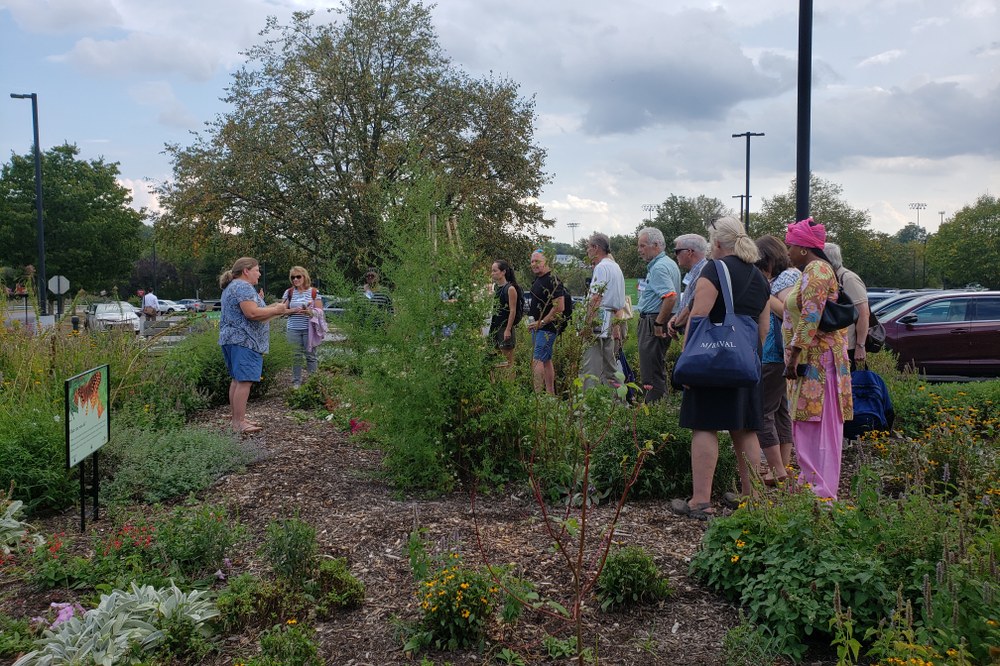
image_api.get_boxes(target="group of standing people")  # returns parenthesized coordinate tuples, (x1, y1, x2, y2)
(219, 214, 863, 509)
(669, 216, 858, 518)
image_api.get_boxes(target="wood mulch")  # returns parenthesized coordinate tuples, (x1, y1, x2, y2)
(3, 384, 844, 665)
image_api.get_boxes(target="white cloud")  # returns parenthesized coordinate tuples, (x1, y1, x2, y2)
(2, 0, 121, 34)
(129, 81, 200, 129)
(858, 49, 905, 67)
(545, 194, 610, 215)
(53, 32, 221, 81)
(117, 177, 161, 215)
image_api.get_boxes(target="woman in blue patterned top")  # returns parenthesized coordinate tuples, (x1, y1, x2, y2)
(282, 266, 323, 388)
(219, 257, 304, 435)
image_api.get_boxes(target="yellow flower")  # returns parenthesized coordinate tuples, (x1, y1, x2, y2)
(730, 555, 740, 563)
(286, 618, 297, 625)
(460, 582, 470, 589)
(735, 539, 746, 548)
(461, 609, 470, 618)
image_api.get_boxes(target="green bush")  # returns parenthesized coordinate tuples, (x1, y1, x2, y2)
(216, 573, 283, 631)
(261, 517, 318, 588)
(102, 425, 255, 504)
(690, 489, 894, 660)
(591, 400, 738, 500)
(412, 555, 496, 651)
(168, 325, 293, 407)
(154, 502, 245, 580)
(245, 622, 323, 666)
(0, 612, 34, 660)
(313, 557, 365, 616)
(721, 612, 782, 666)
(595, 545, 672, 611)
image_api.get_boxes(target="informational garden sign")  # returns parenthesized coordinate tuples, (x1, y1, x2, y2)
(65, 365, 110, 468)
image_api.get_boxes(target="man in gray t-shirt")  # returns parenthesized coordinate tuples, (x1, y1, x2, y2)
(582, 233, 626, 388)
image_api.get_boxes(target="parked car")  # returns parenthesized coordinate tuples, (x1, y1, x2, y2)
(177, 298, 207, 312)
(156, 299, 188, 314)
(202, 299, 222, 311)
(84, 301, 140, 333)
(872, 290, 941, 318)
(880, 291, 1000, 378)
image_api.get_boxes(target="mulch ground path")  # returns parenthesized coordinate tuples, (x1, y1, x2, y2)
(4, 388, 841, 665)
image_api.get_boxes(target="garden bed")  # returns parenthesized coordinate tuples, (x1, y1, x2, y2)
(2, 391, 757, 665)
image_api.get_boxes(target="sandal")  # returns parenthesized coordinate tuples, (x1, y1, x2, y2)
(669, 498, 715, 521)
(721, 492, 742, 509)
(234, 424, 262, 436)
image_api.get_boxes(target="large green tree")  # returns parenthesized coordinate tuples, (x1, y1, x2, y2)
(157, 0, 550, 280)
(0, 143, 145, 292)
(927, 194, 1000, 289)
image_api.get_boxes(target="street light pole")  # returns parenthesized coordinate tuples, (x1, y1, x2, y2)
(641, 203, 656, 223)
(910, 202, 927, 287)
(567, 222, 580, 246)
(10, 92, 47, 315)
(732, 131, 764, 234)
(732, 194, 746, 222)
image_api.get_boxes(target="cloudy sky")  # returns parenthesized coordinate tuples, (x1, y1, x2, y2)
(2, 0, 998, 244)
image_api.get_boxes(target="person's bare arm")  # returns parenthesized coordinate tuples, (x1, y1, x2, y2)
(240, 300, 295, 322)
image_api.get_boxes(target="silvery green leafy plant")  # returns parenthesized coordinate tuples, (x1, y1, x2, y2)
(0, 490, 44, 554)
(13, 581, 218, 665)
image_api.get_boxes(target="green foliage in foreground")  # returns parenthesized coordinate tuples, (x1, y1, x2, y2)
(12, 582, 218, 666)
(595, 545, 672, 612)
(690, 471, 1000, 662)
(102, 425, 256, 505)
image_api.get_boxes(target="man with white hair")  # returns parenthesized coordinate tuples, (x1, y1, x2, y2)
(825, 242, 870, 371)
(666, 233, 709, 338)
(636, 227, 681, 402)
(582, 232, 626, 388)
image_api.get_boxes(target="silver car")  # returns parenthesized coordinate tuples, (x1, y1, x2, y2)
(85, 301, 140, 333)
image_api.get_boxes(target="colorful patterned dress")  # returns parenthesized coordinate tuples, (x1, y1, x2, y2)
(781, 260, 853, 499)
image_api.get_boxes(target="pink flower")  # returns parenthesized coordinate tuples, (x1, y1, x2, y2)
(349, 418, 372, 434)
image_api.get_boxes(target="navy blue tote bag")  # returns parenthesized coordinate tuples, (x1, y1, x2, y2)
(672, 259, 761, 388)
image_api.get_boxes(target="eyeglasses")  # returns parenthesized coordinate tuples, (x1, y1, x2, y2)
(290, 275, 303, 280)
(673, 248, 690, 256)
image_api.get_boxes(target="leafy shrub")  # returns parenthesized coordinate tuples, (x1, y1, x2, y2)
(12, 582, 218, 666)
(313, 557, 365, 615)
(154, 502, 245, 580)
(102, 425, 255, 504)
(591, 399, 738, 500)
(412, 554, 497, 651)
(216, 573, 283, 631)
(244, 621, 322, 666)
(690, 489, 894, 660)
(284, 370, 342, 411)
(1, 488, 44, 555)
(261, 517, 317, 588)
(0, 612, 35, 660)
(595, 545, 672, 612)
(167, 325, 293, 407)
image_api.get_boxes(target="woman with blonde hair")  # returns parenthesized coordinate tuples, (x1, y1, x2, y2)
(219, 257, 304, 434)
(670, 216, 770, 519)
(782, 218, 853, 499)
(282, 266, 323, 388)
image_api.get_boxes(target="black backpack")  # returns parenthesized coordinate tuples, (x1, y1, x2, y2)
(554, 281, 573, 335)
(509, 283, 525, 326)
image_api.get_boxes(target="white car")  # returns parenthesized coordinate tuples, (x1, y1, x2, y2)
(156, 299, 188, 314)
(85, 301, 140, 333)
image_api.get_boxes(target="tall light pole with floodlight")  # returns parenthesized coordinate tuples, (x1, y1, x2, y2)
(910, 202, 927, 287)
(10, 92, 47, 315)
(732, 131, 764, 234)
(567, 222, 580, 246)
(641, 203, 656, 223)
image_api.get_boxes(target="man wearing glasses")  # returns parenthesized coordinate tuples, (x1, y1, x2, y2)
(666, 234, 709, 339)
(636, 228, 681, 402)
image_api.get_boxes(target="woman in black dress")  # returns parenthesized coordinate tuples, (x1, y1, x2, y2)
(670, 216, 770, 519)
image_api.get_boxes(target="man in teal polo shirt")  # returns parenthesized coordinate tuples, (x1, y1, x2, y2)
(636, 227, 681, 402)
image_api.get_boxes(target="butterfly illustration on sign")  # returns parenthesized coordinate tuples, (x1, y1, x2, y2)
(69, 370, 107, 418)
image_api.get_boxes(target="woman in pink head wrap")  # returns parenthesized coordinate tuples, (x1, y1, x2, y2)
(781, 218, 853, 500)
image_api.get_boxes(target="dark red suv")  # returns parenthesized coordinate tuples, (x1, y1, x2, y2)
(882, 291, 1000, 378)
